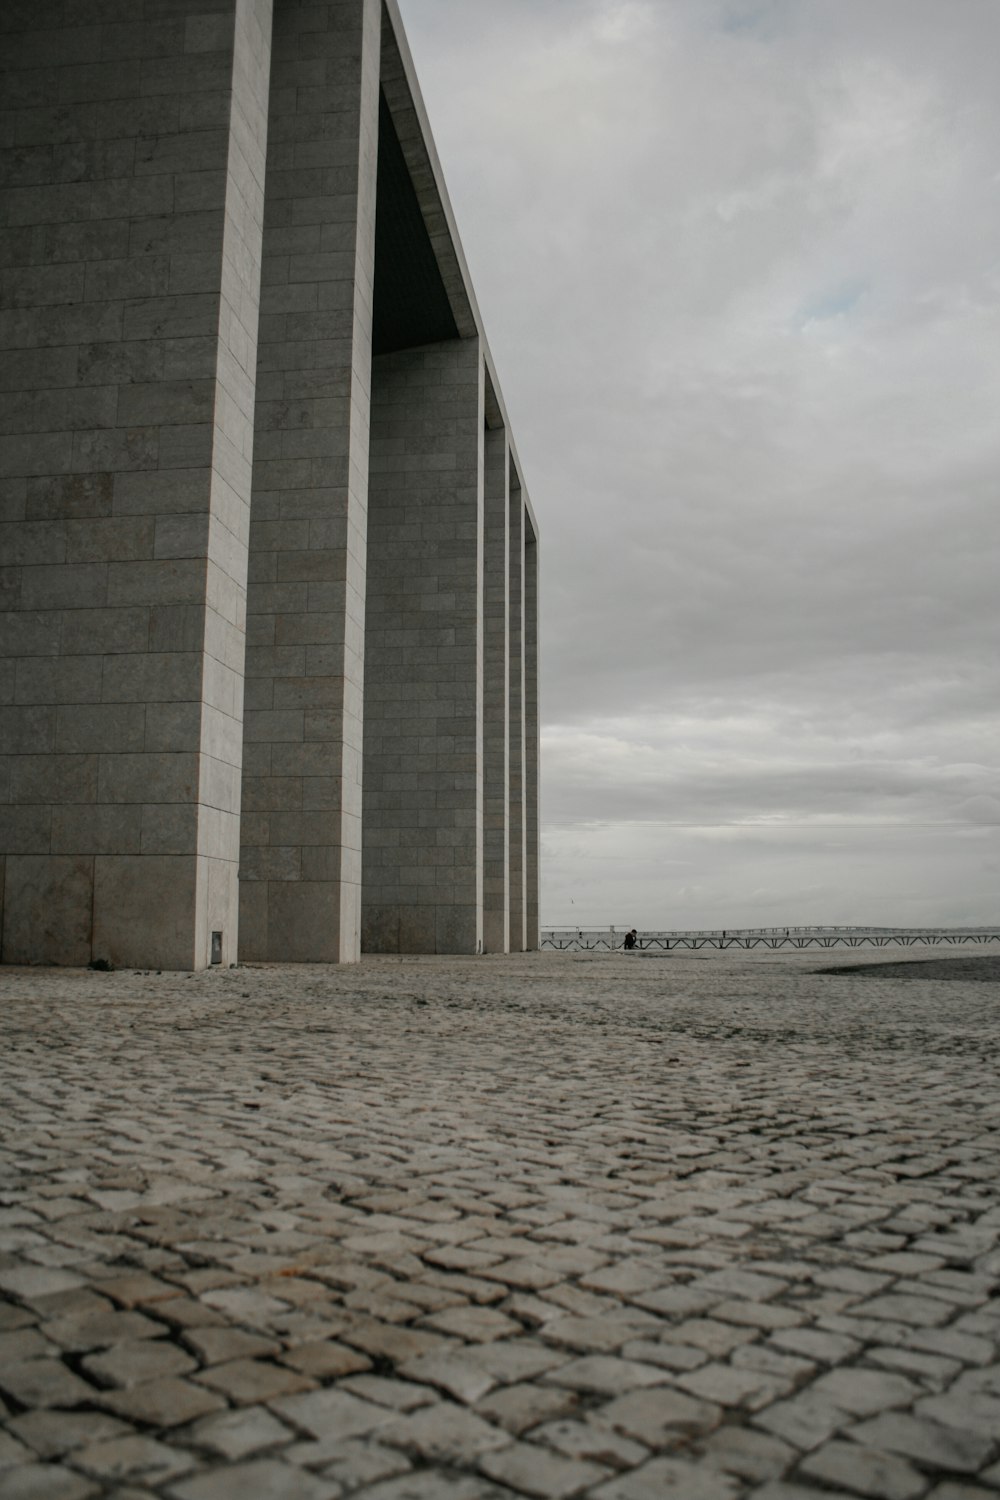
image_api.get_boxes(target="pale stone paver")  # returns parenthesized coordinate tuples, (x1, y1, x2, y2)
(168, 1457, 339, 1499)
(591, 1456, 741, 1498)
(694, 1426, 798, 1484)
(269, 1388, 393, 1443)
(599, 1385, 723, 1445)
(475, 1383, 579, 1436)
(529, 1419, 648, 1470)
(5, 1412, 134, 1462)
(379, 1403, 512, 1463)
(478, 1440, 609, 1497)
(844, 1413, 996, 1472)
(0, 1359, 95, 1410)
(395, 1350, 498, 1404)
(796, 1438, 927, 1499)
(194, 1357, 317, 1405)
(0, 1467, 98, 1500)
(83, 1338, 199, 1389)
(2, 947, 1000, 1497)
(73, 1435, 197, 1486)
(100, 1378, 227, 1428)
(183, 1407, 296, 1462)
(0, 1434, 31, 1471)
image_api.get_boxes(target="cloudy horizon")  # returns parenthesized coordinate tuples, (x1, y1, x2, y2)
(397, 0, 1000, 930)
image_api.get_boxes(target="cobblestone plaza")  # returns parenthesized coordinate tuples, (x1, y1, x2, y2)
(3, 948, 1000, 1498)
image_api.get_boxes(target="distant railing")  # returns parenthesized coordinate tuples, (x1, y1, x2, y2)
(541, 927, 1000, 952)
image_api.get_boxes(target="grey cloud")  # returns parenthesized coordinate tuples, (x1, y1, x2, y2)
(397, 0, 1000, 926)
(541, 712, 999, 826)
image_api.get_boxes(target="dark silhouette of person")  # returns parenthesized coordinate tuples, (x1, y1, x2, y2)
(623, 929, 638, 950)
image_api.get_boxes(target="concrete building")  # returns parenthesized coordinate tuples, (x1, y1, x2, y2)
(0, 0, 539, 969)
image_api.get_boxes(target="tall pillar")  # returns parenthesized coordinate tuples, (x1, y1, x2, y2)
(363, 336, 485, 953)
(508, 476, 527, 950)
(525, 521, 540, 949)
(238, 0, 380, 962)
(0, 0, 272, 969)
(482, 423, 509, 952)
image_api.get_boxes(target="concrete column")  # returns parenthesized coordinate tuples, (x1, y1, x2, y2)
(238, 0, 380, 962)
(363, 336, 485, 954)
(525, 520, 540, 949)
(0, 0, 272, 969)
(482, 424, 509, 953)
(508, 475, 526, 950)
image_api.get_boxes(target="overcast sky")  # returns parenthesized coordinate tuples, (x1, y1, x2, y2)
(397, 0, 1000, 931)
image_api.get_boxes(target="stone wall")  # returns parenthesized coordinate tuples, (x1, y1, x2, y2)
(507, 470, 526, 949)
(482, 421, 510, 955)
(0, 0, 272, 969)
(238, 0, 379, 963)
(362, 337, 484, 954)
(0, 0, 539, 968)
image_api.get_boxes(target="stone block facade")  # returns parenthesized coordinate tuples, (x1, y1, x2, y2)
(0, 0, 539, 967)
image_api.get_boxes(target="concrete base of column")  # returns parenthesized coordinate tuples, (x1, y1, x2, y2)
(2, 852, 238, 972)
(362, 905, 479, 955)
(239, 878, 358, 964)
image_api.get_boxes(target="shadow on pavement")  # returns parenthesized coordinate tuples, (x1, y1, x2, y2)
(815, 955, 1000, 982)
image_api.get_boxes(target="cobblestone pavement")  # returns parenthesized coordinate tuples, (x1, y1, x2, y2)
(2, 947, 1000, 1500)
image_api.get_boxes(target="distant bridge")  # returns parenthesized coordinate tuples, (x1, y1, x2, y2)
(541, 927, 1000, 952)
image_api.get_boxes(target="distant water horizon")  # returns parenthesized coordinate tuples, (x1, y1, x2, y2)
(540, 924, 1000, 951)
(544, 924, 1000, 935)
